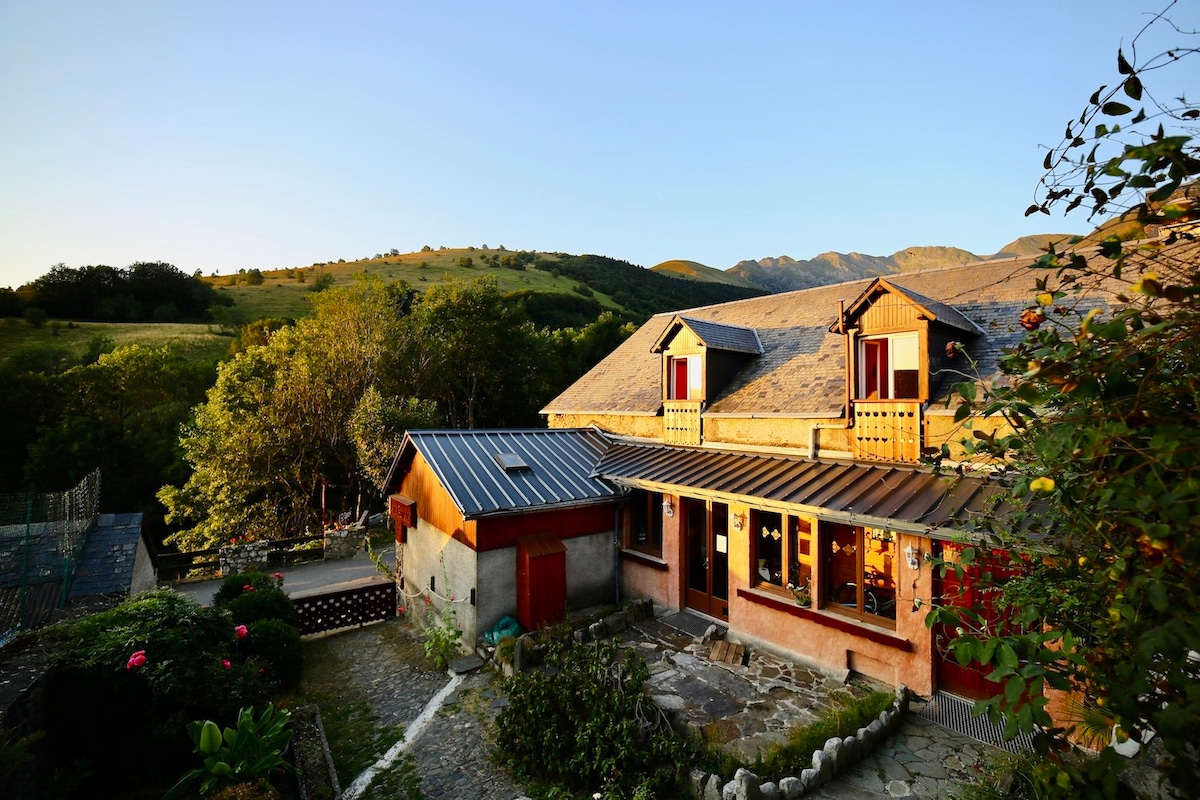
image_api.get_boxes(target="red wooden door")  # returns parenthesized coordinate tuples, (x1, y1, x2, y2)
(933, 543, 1023, 699)
(516, 533, 566, 630)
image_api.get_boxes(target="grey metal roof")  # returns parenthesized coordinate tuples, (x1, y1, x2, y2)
(69, 512, 143, 599)
(593, 442, 1008, 536)
(396, 429, 621, 519)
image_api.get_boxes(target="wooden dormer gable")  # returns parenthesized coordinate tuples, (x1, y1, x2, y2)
(833, 278, 983, 404)
(651, 315, 762, 404)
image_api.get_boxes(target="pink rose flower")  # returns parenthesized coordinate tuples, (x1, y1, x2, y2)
(243, 584, 255, 592)
(272, 572, 284, 581)
(222, 659, 232, 670)
(234, 624, 248, 639)
(126, 650, 147, 669)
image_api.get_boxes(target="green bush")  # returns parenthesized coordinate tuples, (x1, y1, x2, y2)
(240, 619, 304, 691)
(212, 571, 283, 605)
(495, 639, 687, 797)
(214, 572, 298, 627)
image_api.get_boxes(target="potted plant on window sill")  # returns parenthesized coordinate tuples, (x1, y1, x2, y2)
(787, 580, 811, 607)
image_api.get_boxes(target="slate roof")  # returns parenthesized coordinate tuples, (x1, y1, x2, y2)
(386, 429, 621, 519)
(69, 512, 143, 599)
(542, 252, 1133, 417)
(653, 316, 764, 354)
(843, 279, 986, 335)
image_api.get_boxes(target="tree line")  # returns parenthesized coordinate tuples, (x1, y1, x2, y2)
(3, 261, 231, 323)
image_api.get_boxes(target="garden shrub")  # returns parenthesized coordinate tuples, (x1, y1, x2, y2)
(495, 639, 688, 798)
(240, 618, 304, 691)
(11, 589, 280, 799)
(215, 572, 298, 627)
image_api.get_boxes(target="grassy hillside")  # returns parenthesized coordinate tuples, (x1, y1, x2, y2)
(0, 318, 229, 366)
(650, 259, 760, 288)
(204, 248, 763, 324)
(206, 248, 620, 321)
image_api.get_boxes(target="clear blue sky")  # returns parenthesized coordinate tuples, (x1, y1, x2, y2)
(0, 2, 1190, 288)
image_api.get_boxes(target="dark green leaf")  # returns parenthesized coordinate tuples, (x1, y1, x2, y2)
(1123, 75, 1142, 100)
(1101, 101, 1132, 116)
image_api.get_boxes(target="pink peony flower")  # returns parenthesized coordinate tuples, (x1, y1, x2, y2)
(234, 624, 248, 639)
(126, 650, 147, 670)
(243, 584, 255, 592)
(222, 659, 232, 670)
(272, 572, 284, 582)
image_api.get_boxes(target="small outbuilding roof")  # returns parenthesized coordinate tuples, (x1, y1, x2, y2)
(386, 428, 621, 519)
(69, 512, 144, 599)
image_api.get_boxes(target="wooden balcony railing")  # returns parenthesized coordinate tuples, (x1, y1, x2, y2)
(663, 400, 703, 446)
(852, 401, 922, 463)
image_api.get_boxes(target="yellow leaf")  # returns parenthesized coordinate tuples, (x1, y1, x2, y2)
(1030, 476, 1056, 493)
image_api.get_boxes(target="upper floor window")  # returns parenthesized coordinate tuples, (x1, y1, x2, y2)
(667, 355, 701, 401)
(859, 333, 919, 400)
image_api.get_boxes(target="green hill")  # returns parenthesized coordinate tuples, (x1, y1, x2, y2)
(650, 259, 760, 289)
(204, 248, 765, 327)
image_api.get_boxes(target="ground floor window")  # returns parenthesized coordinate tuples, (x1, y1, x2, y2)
(623, 490, 664, 558)
(751, 510, 813, 593)
(822, 523, 896, 624)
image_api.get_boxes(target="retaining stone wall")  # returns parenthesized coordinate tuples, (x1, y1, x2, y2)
(218, 541, 270, 575)
(687, 684, 910, 800)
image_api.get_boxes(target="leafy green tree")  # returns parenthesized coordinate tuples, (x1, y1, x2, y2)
(22, 345, 211, 531)
(397, 277, 545, 428)
(348, 387, 441, 493)
(160, 279, 408, 548)
(927, 10, 1199, 795)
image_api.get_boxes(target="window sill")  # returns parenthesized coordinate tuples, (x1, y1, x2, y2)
(620, 549, 669, 571)
(737, 587, 911, 651)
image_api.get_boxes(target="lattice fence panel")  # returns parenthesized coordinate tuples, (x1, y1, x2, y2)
(294, 581, 397, 636)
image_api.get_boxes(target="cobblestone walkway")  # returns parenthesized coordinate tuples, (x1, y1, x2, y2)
(309, 617, 999, 799)
(309, 618, 525, 800)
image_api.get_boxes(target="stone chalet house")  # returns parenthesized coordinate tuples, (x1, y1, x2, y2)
(385, 246, 1155, 700)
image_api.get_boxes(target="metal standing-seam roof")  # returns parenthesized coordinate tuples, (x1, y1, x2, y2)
(390, 429, 621, 519)
(593, 441, 1009, 537)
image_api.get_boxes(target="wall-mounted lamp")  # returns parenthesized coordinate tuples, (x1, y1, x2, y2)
(662, 498, 674, 517)
(732, 512, 746, 531)
(905, 543, 921, 571)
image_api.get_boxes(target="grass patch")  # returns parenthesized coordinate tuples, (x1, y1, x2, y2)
(0, 318, 229, 366)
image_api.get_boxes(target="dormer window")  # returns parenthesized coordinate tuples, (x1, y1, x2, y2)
(652, 315, 763, 446)
(668, 355, 701, 401)
(860, 333, 919, 400)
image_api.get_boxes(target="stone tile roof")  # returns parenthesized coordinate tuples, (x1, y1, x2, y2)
(542, 251, 1142, 417)
(655, 316, 763, 354)
(69, 512, 143, 599)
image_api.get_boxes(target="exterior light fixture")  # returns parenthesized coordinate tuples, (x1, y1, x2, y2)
(905, 543, 921, 571)
(662, 498, 673, 517)
(732, 512, 746, 531)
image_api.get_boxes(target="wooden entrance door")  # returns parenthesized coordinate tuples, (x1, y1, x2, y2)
(683, 498, 729, 620)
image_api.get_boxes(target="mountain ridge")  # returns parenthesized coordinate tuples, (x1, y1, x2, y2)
(650, 234, 1077, 292)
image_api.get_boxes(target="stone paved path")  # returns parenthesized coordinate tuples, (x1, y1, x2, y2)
(310, 617, 999, 799)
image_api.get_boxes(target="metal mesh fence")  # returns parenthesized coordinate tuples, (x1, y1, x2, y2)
(0, 469, 101, 639)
